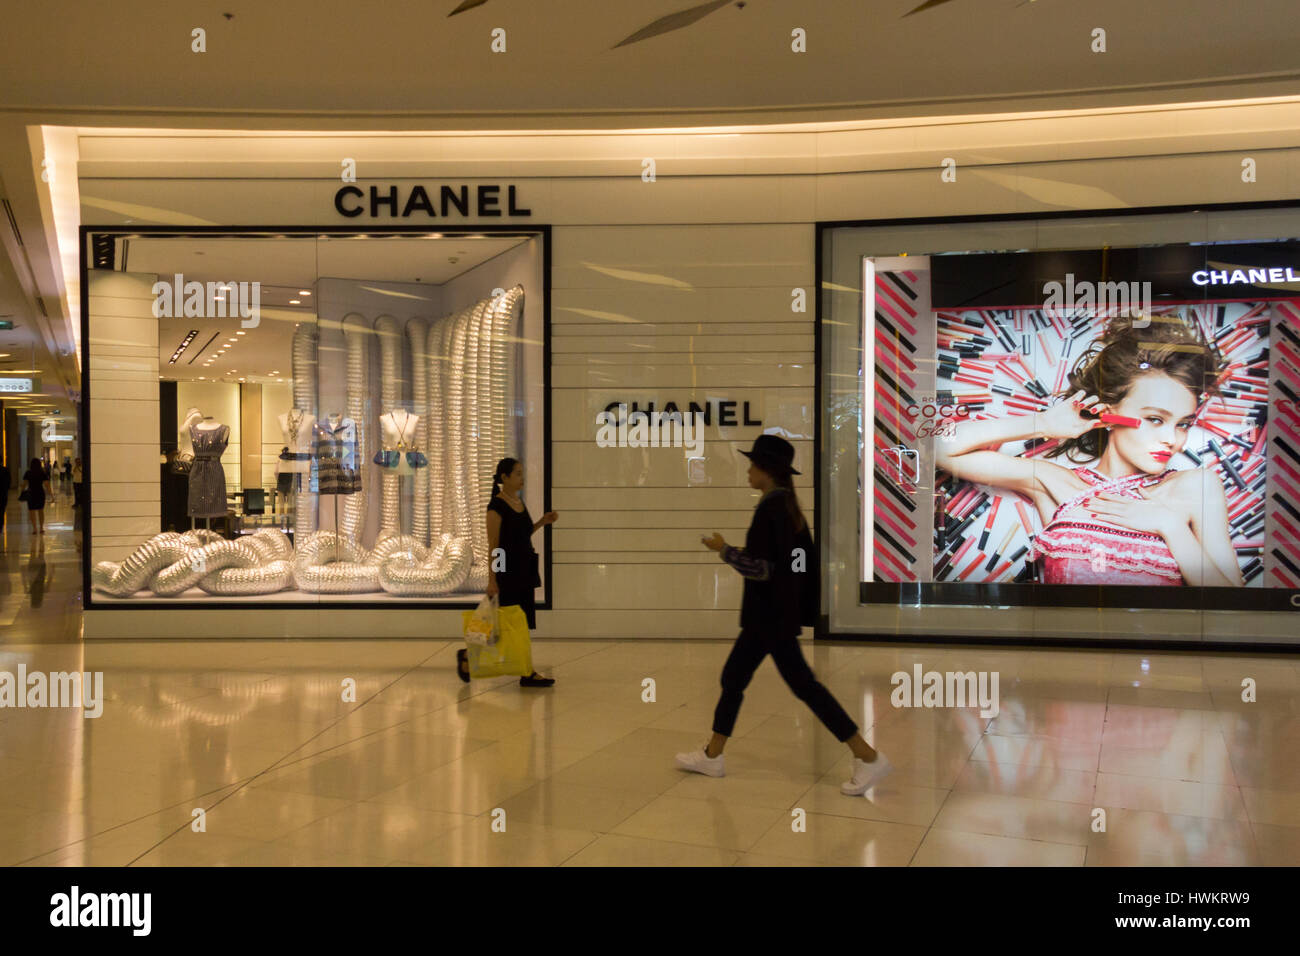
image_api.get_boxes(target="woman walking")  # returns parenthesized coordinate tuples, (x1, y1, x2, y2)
(20, 458, 53, 536)
(457, 457, 559, 687)
(676, 435, 892, 796)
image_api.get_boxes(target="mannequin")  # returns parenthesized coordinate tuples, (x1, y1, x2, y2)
(278, 409, 317, 473)
(312, 413, 360, 496)
(188, 416, 230, 523)
(173, 407, 202, 475)
(178, 407, 202, 457)
(374, 408, 428, 476)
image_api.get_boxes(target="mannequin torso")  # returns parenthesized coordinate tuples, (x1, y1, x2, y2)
(376, 408, 426, 474)
(278, 409, 317, 473)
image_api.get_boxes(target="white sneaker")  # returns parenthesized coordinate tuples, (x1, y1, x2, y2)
(841, 752, 893, 796)
(675, 747, 725, 778)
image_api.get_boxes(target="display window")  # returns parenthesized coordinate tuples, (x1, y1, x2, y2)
(819, 205, 1300, 641)
(81, 227, 548, 607)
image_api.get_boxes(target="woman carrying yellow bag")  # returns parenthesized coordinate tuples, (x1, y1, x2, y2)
(457, 457, 558, 686)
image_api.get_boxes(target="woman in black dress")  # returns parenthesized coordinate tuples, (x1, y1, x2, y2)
(677, 435, 892, 797)
(20, 458, 53, 535)
(457, 457, 559, 686)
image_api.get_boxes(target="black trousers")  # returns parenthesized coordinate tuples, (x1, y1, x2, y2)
(711, 628, 858, 742)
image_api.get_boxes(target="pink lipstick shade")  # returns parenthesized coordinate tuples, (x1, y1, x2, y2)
(1100, 413, 1142, 428)
(1151, 451, 1172, 462)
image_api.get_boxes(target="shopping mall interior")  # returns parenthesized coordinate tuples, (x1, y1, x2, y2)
(0, 0, 1298, 880)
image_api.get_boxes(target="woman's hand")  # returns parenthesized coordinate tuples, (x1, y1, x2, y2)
(1086, 490, 1186, 539)
(541, 511, 559, 525)
(701, 532, 727, 552)
(1040, 390, 1110, 440)
(485, 576, 499, 598)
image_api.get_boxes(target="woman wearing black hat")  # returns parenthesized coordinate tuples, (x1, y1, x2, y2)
(676, 434, 892, 797)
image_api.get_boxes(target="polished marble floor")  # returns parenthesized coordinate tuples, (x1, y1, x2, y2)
(0, 493, 1297, 866)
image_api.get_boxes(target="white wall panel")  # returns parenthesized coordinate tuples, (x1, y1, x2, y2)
(89, 271, 160, 570)
(548, 222, 815, 637)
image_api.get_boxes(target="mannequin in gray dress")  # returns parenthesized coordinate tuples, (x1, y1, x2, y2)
(188, 419, 230, 523)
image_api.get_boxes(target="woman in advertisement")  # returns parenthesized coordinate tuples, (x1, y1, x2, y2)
(935, 315, 1242, 587)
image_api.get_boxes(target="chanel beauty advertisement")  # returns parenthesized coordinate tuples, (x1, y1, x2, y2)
(861, 240, 1300, 611)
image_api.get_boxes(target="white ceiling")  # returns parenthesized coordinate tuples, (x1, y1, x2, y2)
(2, 1, 1299, 121)
(122, 235, 527, 287)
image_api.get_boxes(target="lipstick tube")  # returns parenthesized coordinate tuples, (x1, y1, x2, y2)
(1100, 413, 1141, 428)
(1014, 499, 1036, 539)
(984, 523, 1018, 572)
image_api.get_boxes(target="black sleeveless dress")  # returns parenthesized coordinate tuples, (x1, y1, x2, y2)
(488, 496, 540, 628)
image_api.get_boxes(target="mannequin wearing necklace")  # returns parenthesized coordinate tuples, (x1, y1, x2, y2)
(374, 408, 428, 476)
(278, 409, 316, 474)
(312, 413, 361, 495)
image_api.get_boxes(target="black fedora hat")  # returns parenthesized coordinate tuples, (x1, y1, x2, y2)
(739, 434, 800, 475)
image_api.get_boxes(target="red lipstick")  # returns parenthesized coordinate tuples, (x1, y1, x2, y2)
(1151, 451, 1172, 462)
(1101, 413, 1142, 428)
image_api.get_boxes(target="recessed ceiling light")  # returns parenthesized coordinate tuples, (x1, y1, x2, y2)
(298, 290, 311, 296)
(236, 331, 246, 335)
(290, 300, 300, 305)
(198, 376, 205, 380)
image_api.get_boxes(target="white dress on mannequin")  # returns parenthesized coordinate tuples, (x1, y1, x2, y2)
(278, 409, 317, 474)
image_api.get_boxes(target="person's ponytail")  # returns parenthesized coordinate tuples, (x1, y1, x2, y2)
(491, 456, 518, 499)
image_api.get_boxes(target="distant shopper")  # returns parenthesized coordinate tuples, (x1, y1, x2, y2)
(677, 435, 892, 796)
(62, 458, 72, 489)
(72, 457, 84, 526)
(20, 458, 53, 535)
(458, 457, 558, 686)
(0, 463, 10, 532)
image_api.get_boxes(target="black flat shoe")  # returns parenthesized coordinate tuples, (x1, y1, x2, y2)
(519, 672, 555, 687)
(456, 648, 470, 683)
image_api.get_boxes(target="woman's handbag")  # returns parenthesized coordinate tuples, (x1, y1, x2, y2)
(17, 488, 28, 502)
(467, 605, 533, 679)
(462, 595, 499, 647)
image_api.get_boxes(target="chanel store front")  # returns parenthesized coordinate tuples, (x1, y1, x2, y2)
(65, 103, 1300, 645)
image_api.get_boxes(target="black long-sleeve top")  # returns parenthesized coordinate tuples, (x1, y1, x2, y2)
(719, 488, 811, 638)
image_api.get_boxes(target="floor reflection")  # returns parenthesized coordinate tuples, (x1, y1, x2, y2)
(0, 497, 1295, 865)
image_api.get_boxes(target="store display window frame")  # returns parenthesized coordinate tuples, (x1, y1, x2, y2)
(79, 223, 552, 612)
(815, 200, 1300, 649)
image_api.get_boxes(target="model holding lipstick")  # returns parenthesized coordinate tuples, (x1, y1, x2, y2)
(934, 315, 1243, 587)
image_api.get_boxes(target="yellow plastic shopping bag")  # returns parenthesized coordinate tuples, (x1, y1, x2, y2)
(462, 595, 498, 646)
(466, 604, 533, 679)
